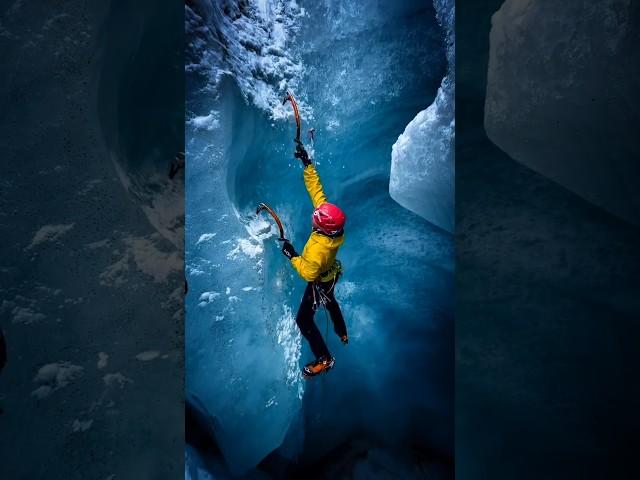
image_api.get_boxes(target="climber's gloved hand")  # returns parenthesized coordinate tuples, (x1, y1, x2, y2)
(294, 143, 311, 167)
(281, 241, 299, 259)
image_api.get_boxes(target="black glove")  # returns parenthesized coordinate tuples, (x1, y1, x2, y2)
(282, 241, 299, 259)
(294, 144, 311, 166)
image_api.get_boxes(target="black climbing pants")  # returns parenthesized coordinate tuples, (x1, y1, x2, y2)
(296, 280, 347, 360)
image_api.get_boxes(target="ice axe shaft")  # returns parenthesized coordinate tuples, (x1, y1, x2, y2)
(283, 91, 302, 146)
(256, 203, 286, 241)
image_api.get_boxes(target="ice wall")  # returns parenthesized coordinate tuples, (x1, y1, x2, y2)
(0, 2, 185, 477)
(485, 0, 640, 226)
(186, 2, 308, 474)
(186, 0, 454, 475)
(389, 0, 455, 233)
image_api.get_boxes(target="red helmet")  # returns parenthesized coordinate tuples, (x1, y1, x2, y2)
(312, 203, 346, 236)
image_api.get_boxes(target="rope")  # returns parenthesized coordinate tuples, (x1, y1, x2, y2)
(322, 302, 330, 347)
(313, 272, 339, 349)
(312, 282, 332, 346)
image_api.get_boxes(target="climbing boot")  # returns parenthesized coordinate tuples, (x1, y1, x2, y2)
(302, 356, 335, 378)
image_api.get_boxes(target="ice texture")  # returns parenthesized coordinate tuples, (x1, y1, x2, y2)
(485, 0, 640, 226)
(389, 0, 455, 233)
(1, 2, 184, 477)
(186, 0, 454, 476)
(186, 2, 307, 474)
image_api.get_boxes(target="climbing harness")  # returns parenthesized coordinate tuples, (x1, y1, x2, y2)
(256, 203, 287, 241)
(311, 262, 341, 311)
(283, 91, 302, 147)
(318, 259, 342, 283)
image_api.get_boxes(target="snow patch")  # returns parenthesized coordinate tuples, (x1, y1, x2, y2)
(185, 0, 308, 121)
(103, 372, 133, 388)
(198, 291, 220, 307)
(227, 238, 263, 260)
(196, 233, 217, 245)
(246, 214, 276, 241)
(136, 351, 161, 361)
(12, 306, 45, 324)
(26, 224, 75, 250)
(32, 362, 83, 398)
(72, 418, 94, 432)
(276, 304, 303, 396)
(187, 111, 220, 131)
(326, 119, 340, 131)
(97, 352, 109, 369)
(338, 280, 357, 297)
(100, 234, 182, 286)
(86, 238, 110, 250)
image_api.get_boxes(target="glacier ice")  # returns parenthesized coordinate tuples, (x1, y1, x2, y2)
(484, 0, 640, 226)
(1, 2, 185, 476)
(186, 0, 454, 476)
(186, 2, 308, 474)
(390, 0, 455, 233)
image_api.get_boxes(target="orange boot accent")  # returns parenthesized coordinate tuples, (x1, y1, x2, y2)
(302, 356, 335, 378)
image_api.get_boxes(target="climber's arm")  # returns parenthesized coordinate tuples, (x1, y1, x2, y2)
(290, 254, 322, 282)
(294, 145, 328, 208)
(303, 164, 328, 209)
(282, 237, 323, 282)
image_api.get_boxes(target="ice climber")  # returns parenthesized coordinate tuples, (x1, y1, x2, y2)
(281, 144, 348, 378)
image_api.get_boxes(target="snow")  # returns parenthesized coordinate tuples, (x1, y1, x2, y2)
(136, 350, 161, 361)
(198, 291, 220, 307)
(12, 306, 45, 324)
(187, 111, 220, 131)
(111, 159, 184, 251)
(97, 352, 109, 369)
(86, 238, 110, 249)
(226, 238, 264, 260)
(32, 361, 84, 398)
(26, 223, 75, 250)
(103, 372, 133, 388)
(99, 234, 182, 286)
(185, 0, 307, 120)
(195, 233, 216, 245)
(199, 291, 220, 301)
(484, 0, 640, 226)
(71, 418, 94, 432)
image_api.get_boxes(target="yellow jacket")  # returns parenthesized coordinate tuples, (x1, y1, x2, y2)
(290, 165, 344, 282)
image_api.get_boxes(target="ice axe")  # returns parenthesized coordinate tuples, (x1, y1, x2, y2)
(256, 203, 287, 242)
(283, 91, 302, 148)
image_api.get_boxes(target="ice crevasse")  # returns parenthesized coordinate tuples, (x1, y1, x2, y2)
(185, 0, 455, 476)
